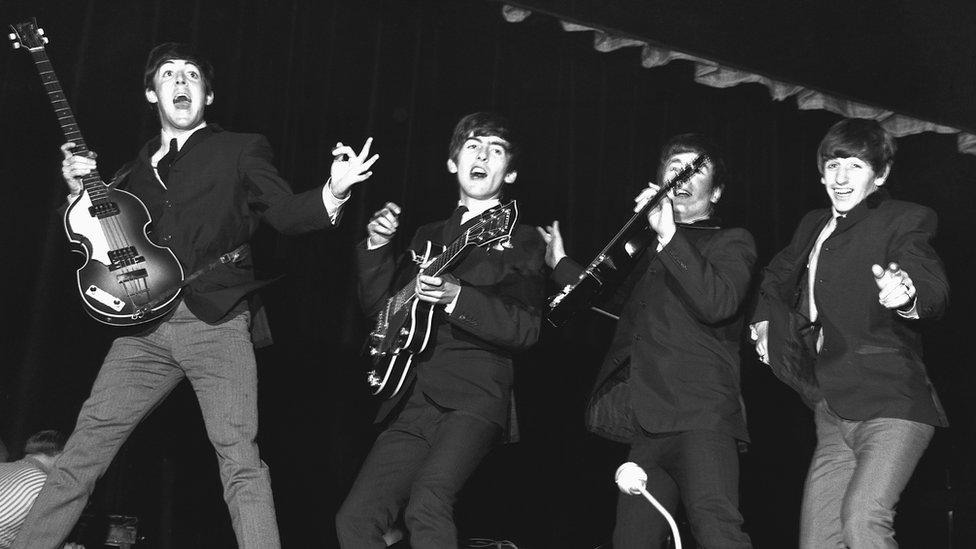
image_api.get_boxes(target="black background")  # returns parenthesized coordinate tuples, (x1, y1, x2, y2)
(2, 1, 974, 547)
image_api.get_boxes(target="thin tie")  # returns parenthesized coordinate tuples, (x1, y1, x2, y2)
(807, 215, 839, 323)
(156, 138, 179, 184)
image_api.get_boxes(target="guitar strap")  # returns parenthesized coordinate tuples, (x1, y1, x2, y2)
(132, 243, 248, 319)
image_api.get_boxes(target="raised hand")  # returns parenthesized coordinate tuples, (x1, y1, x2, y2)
(367, 202, 401, 249)
(329, 137, 379, 198)
(872, 262, 916, 310)
(536, 220, 567, 269)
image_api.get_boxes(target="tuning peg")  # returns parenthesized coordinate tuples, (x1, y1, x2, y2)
(42, 37, 49, 44)
(7, 32, 15, 40)
(37, 28, 45, 36)
(11, 42, 21, 49)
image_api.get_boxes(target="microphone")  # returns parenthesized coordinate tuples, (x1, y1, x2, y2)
(614, 462, 683, 549)
(615, 461, 648, 495)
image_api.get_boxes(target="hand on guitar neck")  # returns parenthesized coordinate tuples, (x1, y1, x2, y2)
(634, 182, 677, 245)
(61, 141, 97, 203)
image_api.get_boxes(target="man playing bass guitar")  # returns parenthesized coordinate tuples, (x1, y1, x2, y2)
(14, 42, 378, 549)
(538, 134, 755, 548)
(336, 112, 547, 548)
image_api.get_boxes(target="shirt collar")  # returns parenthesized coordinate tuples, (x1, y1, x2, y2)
(458, 198, 501, 224)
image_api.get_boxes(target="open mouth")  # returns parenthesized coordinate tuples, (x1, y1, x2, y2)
(832, 188, 853, 197)
(673, 189, 692, 198)
(173, 92, 191, 109)
(470, 166, 488, 180)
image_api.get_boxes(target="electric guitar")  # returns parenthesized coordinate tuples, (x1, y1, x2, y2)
(546, 155, 709, 326)
(366, 201, 519, 400)
(9, 19, 184, 325)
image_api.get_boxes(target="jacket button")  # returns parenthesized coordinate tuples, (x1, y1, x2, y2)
(160, 234, 172, 243)
(163, 199, 173, 208)
(633, 334, 641, 341)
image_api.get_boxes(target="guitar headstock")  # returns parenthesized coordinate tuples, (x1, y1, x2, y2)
(671, 154, 710, 185)
(8, 18, 49, 52)
(465, 200, 519, 249)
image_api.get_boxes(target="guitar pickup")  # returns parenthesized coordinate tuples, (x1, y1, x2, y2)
(116, 269, 148, 284)
(108, 246, 146, 270)
(88, 201, 120, 219)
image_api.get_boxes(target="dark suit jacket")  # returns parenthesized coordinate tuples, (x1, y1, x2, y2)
(753, 190, 949, 426)
(357, 209, 547, 426)
(554, 221, 756, 442)
(120, 125, 332, 326)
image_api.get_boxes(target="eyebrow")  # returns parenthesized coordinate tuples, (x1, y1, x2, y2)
(465, 136, 510, 151)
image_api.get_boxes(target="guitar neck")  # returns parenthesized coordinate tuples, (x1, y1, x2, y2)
(27, 47, 107, 198)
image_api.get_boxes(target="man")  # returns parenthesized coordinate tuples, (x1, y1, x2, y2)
(0, 431, 67, 549)
(14, 43, 377, 549)
(335, 112, 547, 548)
(539, 134, 755, 548)
(750, 118, 949, 548)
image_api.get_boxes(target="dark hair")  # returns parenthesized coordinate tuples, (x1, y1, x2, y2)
(24, 430, 65, 457)
(817, 118, 896, 174)
(656, 133, 727, 192)
(447, 112, 521, 173)
(143, 42, 215, 95)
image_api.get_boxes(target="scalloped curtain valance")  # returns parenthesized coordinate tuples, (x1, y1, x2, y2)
(501, 5, 976, 156)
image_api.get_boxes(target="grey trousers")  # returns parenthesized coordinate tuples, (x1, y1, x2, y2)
(12, 302, 280, 549)
(799, 399, 934, 549)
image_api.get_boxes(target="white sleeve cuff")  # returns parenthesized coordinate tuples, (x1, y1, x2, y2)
(444, 289, 462, 314)
(322, 179, 349, 224)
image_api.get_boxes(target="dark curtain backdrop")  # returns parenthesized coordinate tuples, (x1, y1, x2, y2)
(2, 1, 974, 547)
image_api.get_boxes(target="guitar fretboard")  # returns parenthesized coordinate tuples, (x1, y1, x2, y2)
(27, 47, 108, 203)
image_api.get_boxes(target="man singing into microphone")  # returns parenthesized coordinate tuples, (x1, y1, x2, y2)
(539, 134, 755, 548)
(750, 118, 949, 548)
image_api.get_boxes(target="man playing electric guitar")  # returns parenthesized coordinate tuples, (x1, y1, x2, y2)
(538, 134, 755, 548)
(14, 43, 378, 549)
(336, 112, 547, 548)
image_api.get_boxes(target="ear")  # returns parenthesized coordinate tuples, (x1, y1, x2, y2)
(874, 164, 891, 187)
(145, 89, 159, 104)
(504, 170, 518, 184)
(710, 184, 723, 204)
(205, 92, 214, 106)
(446, 159, 458, 174)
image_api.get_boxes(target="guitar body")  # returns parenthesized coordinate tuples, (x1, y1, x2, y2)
(65, 186, 185, 325)
(365, 202, 519, 400)
(10, 19, 185, 326)
(367, 295, 437, 400)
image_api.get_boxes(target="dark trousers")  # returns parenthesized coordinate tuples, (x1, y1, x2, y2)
(613, 429, 752, 549)
(335, 389, 500, 549)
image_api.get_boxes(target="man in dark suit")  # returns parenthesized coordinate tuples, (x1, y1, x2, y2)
(750, 118, 949, 548)
(539, 134, 755, 548)
(15, 43, 377, 549)
(335, 112, 547, 548)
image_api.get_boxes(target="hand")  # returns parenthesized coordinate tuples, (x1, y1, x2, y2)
(872, 262, 917, 310)
(329, 137, 379, 199)
(416, 274, 461, 305)
(366, 202, 401, 248)
(634, 183, 675, 242)
(536, 220, 567, 269)
(750, 321, 770, 365)
(61, 142, 97, 198)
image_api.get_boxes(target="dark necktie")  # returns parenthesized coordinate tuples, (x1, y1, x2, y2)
(156, 138, 179, 184)
(442, 205, 469, 243)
